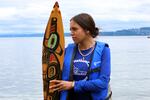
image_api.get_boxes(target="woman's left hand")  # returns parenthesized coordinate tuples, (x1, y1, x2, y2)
(49, 80, 74, 92)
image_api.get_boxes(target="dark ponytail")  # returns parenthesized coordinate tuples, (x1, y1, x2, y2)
(93, 27, 99, 38)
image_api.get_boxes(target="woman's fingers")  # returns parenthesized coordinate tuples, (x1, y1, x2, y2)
(50, 80, 61, 83)
(49, 80, 73, 92)
(53, 84, 64, 92)
(58, 86, 64, 92)
(49, 83, 60, 89)
(49, 80, 63, 92)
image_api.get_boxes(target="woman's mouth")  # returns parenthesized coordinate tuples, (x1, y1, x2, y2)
(72, 37, 76, 40)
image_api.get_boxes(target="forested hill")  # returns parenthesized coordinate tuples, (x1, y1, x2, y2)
(101, 27, 150, 36)
(0, 27, 150, 37)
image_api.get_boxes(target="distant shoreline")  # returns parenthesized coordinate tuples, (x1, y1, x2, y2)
(0, 33, 149, 38)
(1, 27, 150, 37)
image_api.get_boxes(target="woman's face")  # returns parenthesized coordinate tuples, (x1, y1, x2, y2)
(70, 20, 87, 44)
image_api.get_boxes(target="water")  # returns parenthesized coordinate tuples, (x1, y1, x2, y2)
(99, 36, 150, 100)
(0, 36, 150, 100)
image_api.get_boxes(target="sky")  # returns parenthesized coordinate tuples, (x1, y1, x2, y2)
(0, 0, 150, 34)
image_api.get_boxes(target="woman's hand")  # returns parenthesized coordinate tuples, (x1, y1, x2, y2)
(49, 80, 74, 92)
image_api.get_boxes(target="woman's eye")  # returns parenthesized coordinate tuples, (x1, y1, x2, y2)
(70, 27, 78, 31)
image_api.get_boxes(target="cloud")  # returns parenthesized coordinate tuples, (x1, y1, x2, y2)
(0, 0, 51, 33)
(0, 7, 17, 20)
(0, 0, 150, 33)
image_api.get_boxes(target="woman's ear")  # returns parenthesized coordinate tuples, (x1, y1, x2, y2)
(86, 30, 90, 34)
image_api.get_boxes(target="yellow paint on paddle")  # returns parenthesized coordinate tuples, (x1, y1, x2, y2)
(42, 2, 65, 100)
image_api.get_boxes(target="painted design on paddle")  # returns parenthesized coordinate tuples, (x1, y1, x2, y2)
(42, 17, 63, 100)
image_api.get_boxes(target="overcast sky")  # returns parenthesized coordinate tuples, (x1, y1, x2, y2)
(0, 0, 150, 34)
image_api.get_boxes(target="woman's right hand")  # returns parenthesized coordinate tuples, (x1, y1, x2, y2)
(49, 80, 74, 92)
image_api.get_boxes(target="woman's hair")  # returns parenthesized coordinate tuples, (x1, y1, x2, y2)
(70, 13, 99, 38)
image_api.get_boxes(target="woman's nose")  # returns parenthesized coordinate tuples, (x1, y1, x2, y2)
(70, 31, 74, 36)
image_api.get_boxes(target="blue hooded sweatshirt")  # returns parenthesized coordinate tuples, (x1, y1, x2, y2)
(60, 41, 111, 100)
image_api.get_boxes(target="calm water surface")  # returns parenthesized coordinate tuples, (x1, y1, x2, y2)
(0, 36, 150, 100)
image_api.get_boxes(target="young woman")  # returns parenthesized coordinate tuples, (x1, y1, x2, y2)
(50, 13, 112, 100)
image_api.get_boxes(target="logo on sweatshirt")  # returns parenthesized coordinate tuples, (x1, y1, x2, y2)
(94, 61, 101, 66)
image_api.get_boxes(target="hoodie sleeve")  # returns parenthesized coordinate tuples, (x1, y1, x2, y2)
(74, 46, 111, 93)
